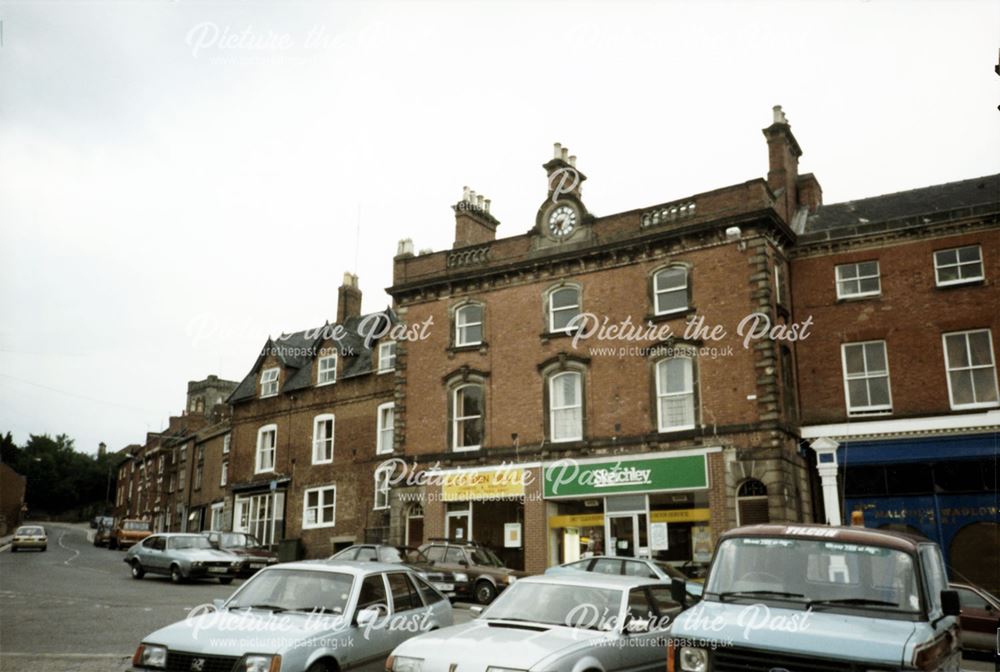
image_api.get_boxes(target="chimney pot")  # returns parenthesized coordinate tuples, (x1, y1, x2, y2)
(462, 186, 471, 202)
(396, 238, 415, 256)
(568, 155, 577, 167)
(484, 198, 491, 213)
(561, 146, 568, 161)
(553, 142, 562, 159)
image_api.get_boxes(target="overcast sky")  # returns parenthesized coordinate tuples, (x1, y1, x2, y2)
(1, 0, 998, 455)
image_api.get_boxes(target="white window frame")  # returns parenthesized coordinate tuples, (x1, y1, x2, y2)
(302, 485, 337, 529)
(653, 267, 689, 316)
(452, 384, 483, 452)
(455, 304, 483, 347)
(255, 424, 277, 474)
(374, 465, 391, 510)
(260, 367, 280, 398)
(210, 502, 225, 531)
(835, 261, 882, 299)
(942, 329, 999, 410)
(220, 459, 228, 487)
(376, 402, 395, 455)
(222, 433, 231, 454)
(548, 286, 581, 333)
(378, 341, 397, 373)
(841, 341, 893, 415)
(934, 245, 984, 287)
(549, 371, 583, 442)
(312, 414, 335, 464)
(656, 356, 696, 432)
(317, 354, 338, 386)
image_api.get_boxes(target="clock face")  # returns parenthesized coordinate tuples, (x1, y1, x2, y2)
(547, 205, 578, 238)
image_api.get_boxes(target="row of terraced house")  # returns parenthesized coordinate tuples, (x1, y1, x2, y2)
(114, 107, 1000, 593)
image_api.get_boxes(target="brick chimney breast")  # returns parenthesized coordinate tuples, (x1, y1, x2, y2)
(337, 272, 362, 323)
(762, 105, 804, 223)
(453, 186, 500, 249)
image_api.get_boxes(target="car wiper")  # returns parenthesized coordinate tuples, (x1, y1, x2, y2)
(806, 598, 900, 609)
(290, 606, 342, 614)
(715, 590, 805, 601)
(239, 604, 288, 612)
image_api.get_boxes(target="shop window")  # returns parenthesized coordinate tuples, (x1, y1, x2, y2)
(844, 465, 888, 497)
(736, 479, 769, 526)
(935, 459, 997, 493)
(885, 463, 933, 496)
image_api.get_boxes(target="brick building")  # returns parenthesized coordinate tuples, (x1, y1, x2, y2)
(0, 462, 27, 535)
(793, 174, 1000, 592)
(225, 273, 397, 558)
(387, 108, 822, 575)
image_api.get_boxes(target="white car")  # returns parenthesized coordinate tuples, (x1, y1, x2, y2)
(386, 573, 682, 672)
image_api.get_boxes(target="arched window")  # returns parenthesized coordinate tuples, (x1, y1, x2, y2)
(454, 303, 484, 347)
(549, 371, 583, 442)
(652, 266, 689, 315)
(547, 285, 581, 333)
(655, 355, 696, 432)
(452, 383, 484, 452)
(736, 479, 770, 526)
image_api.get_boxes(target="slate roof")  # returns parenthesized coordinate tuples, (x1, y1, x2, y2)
(804, 173, 1000, 236)
(228, 308, 396, 404)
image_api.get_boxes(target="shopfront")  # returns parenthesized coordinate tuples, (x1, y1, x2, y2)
(232, 482, 287, 546)
(543, 450, 717, 570)
(438, 464, 531, 570)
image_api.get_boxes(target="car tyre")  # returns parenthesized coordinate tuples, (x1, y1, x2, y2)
(170, 565, 184, 584)
(131, 560, 145, 579)
(41, 546, 46, 552)
(9, 546, 16, 553)
(306, 660, 337, 672)
(219, 577, 233, 585)
(474, 580, 497, 605)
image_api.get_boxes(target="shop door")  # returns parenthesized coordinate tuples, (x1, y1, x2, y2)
(606, 513, 649, 558)
(406, 515, 424, 546)
(446, 512, 471, 542)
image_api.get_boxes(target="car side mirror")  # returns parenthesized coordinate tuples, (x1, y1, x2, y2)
(212, 599, 225, 611)
(356, 607, 382, 627)
(941, 590, 961, 617)
(469, 606, 483, 617)
(671, 577, 688, 608)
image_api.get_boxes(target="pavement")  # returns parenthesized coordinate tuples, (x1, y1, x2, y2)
(0, 523, 994, 672)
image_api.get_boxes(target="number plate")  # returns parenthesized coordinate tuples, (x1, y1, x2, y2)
(208, 566, 228, 574)
(250, 563, 264, 569)
(434, 583, 454, 591)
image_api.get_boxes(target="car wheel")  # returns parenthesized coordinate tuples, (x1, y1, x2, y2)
(474, 580, 497, 605)
(10, 546, 16, 553)
(41, 546, 46, 552)
(109, 539, 118, 550)
(170, 565, 184, 584)
(219, 577, 233, 585)
(131, 560, 145, 579)
(306, 659, 337, 672)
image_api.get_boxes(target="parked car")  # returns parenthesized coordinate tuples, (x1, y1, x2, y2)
(387, 572, 682, 672)
(124, 533, 244, 584)
(93, 517, 115, 547)
(10, 525, 47, 552)
(110, 519, 152, 550)
(419, 539, 526, 604)
(669, 524, 963, 671)
(128, 560, 453, 672)
(546, 555, 704, 603)
(330, 544, 467, 598)
(951, 581, 1000, 658)
(203, 531, 279, 577)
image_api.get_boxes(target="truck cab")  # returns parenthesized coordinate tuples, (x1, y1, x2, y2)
(668, 524, 962, 672)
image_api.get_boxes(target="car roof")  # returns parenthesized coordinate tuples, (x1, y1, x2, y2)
(720, 524, 925, 553)
(569, 555, 656, 563)
(147, 532, 209, 538)
(273, 560, 412, 576)
(519, 572, 663, 590)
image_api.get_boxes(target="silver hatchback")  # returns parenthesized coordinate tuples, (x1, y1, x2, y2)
(129, 560, 453, 672)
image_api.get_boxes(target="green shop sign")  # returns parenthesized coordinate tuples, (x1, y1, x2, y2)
(543, 454, 708, 498)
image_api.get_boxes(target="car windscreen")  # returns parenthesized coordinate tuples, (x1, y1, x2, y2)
(169, 536, 214, 550)
(17, 527, 44, 536)
(379, 547, 429, 564)
(706, 537, 922, 613)
(484, 582, 622, 629)
(219, 533, 255, 547)
(227, 569, 354, 615)
(470, 547, 504, 567)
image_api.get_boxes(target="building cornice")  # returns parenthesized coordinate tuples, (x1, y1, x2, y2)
(801, 410, 1000, 441)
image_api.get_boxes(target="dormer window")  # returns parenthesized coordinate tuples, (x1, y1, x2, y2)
(260, 367, 279, 398)
(455, 304, 483, 346)
(318, 354, 337, 386)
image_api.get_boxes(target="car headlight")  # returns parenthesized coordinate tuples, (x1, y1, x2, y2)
(232, 561, 243, 568)
(389, 655, 424, 672)
(679, 646, 708, 672)
(134, 644, 167, 669)
(242, 653, 280, 672)
(192, 561, 204, 567)
(453, 572, 468, 582)
(506, 575, 517, 585)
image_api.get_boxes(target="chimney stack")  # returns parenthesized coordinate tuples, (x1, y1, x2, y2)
(453, 185, 500, 248)
(543, 141, 586, 200)
(337, 272, 362, 323)
(762, 105, 804, 223)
